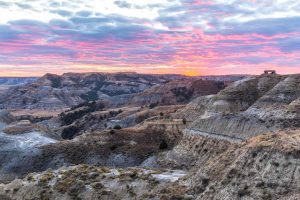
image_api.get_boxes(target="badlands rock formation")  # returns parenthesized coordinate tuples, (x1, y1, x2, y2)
(1, 130, 299, 200)
(0, 121, 185, 183)
(0, 73, 187, 110)
(150, 130, 300, 200)
(0, 73, 239, 110)
(0, 73, 299, 200)
(130, 79, 225, 106)
(0, 77, 38, 97)
(39, 122, 184, 168)
(0, 77, 37, 86)
(175, 73, 300, 139)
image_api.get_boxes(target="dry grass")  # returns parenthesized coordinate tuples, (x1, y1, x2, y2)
(246, 129, 300, 153)
(9, 109, 64, 118)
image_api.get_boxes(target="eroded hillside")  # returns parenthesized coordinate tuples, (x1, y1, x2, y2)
(0, 73, 231, 111)
(175, 73, 300, 139)
(0, 73, 186, 110)
(0, 73, 299, 200)
(1, 130, 299, 200)
(179, 130, 300, 200)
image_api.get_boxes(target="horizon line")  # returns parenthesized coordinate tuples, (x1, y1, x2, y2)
(0, 72, 252, 78)
(1, 70, 297, 78)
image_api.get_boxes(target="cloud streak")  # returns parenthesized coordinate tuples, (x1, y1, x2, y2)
(0, 0, 299, 76)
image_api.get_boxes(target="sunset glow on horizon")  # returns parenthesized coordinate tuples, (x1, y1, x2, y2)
(0, 0, 300, 76)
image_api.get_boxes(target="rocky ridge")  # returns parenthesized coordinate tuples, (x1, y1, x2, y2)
(0, 73, 187, 110)
(0, 77, 37, 86)
(0, 73, 241, 111)
(130, 79, 225, 106)
(175, 73, 300, 139)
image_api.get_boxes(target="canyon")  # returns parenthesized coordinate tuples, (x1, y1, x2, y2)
(0, 72, 299, 200)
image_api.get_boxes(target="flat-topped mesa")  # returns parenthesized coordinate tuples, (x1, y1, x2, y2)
(263, 70, 276, 75)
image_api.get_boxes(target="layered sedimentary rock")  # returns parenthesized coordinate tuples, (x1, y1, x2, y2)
(0, 122, 184, 183)
(130, 79, 225, 106)
(182, 130, 300, 200)
(0, 73, 241, 110)
(1, 73, 299, 200)
(0, 77, 37, 86)
(175, 74, 300, 140)
(158, 129, 239, 169)
(0, 73, 187, 110)
(1, 130, 299, 200)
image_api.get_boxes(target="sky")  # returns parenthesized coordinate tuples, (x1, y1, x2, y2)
(0, 0, 300, 76)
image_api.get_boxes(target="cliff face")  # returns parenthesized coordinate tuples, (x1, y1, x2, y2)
(175, 74, 300, 139)
(150, 74, 300, 199)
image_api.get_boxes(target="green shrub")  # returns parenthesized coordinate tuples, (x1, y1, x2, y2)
(60, 101, 100, 125)
(171, 87, 193, 101)
(110, 145, 117, 151)
(149, 102, 159, 109)
(48, 75, 62, 88)
(159, 140, 168, 150)
(113, 125, 122, 130)
(61, 126, 79, 139)
(80, 90, 98, 101)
